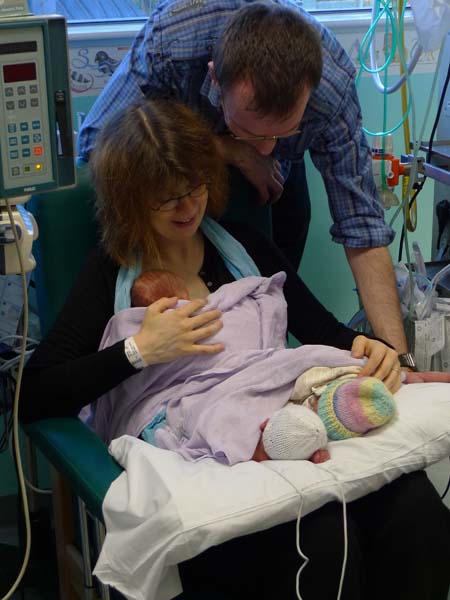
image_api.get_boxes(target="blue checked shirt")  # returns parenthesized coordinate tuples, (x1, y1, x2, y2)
(77, 0, 394, 248)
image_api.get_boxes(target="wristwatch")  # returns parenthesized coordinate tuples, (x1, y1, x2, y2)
(398, 352, 417, 371)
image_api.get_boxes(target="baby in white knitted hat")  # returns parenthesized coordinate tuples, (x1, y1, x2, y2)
(132, 271, 398, 464)
(253, 371, 397, 463)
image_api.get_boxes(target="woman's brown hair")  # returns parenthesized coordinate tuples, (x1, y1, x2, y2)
(90, 97, 228, 266)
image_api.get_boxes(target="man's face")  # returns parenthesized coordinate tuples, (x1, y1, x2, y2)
(221, 78, 310, 156)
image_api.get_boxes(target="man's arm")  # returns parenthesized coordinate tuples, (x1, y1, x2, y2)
(215, 135, 284, 204)
(77, 23, 167, 162)
(345, 245, 409, 353)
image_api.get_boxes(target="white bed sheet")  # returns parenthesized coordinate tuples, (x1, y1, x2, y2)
(94, 382, 450, 600)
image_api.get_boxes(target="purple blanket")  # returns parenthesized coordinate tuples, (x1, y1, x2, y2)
(92, 272, 365, 464)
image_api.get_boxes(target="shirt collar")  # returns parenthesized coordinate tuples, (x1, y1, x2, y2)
(200, 70, 221, 108)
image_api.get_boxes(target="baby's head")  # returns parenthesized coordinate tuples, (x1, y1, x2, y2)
(261, 376, 396, 462)
(316, 376, 396, 440)
(131, 270, 190, 307)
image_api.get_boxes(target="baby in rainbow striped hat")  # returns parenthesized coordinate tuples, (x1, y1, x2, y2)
(259, 368, 397, 463)
(131, 270, 397, 465)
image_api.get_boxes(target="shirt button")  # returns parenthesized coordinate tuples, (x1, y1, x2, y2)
(207, 281, 213, 287)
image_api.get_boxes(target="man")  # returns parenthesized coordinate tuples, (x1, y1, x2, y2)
(77, 0, 410, 355)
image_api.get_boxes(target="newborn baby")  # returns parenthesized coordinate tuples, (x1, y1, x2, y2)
(131, 269, 397, 464)
(131, 269, 190, 307)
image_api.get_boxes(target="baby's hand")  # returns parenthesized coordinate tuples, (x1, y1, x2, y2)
(309, 448, 330, 464)
(404, 371, 450, 384)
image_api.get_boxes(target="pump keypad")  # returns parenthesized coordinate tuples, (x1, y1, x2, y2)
(3, 81, 45, 178)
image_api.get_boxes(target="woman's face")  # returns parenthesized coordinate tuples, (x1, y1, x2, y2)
(149, 182, 209, 245)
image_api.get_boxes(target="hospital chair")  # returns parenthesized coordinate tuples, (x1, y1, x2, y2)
(24, 167, 123, 600)
(23, 167, 271, 600)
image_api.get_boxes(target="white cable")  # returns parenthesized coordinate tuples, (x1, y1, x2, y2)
(0, 335, 39, 347)
(319, 467, 348, 600)
(269, 464, 348, 600)
(294, 494, 309, 600)
(23, 477, 53, 496)
(6, 436, 53, 496)
(0, 350, 35, 374)
(0, 198, 31, 600)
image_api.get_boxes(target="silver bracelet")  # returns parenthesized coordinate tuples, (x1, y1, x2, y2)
(124, 336, 147, 370)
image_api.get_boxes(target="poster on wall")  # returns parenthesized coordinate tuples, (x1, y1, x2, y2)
(68, 45, 129, 96)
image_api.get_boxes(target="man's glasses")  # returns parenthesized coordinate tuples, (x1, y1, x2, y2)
(222, 100, 302, 142)
(227, 129, 302, 142)
(151, 182, 208, 212)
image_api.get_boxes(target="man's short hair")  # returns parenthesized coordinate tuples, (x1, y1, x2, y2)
(213, 2, 323, 117)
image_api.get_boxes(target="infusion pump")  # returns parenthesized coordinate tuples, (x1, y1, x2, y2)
(0, 14, 74, 273)
(0, 14, 75, 198)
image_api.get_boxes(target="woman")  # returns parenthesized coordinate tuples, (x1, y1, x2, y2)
(20, 98, 450, 600)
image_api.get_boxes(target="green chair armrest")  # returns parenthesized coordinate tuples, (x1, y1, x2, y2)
(24, 418, 122, 521)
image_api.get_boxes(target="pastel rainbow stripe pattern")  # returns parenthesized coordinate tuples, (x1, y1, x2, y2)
(317, 376, 396, 441)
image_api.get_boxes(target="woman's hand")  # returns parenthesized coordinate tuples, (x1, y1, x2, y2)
(133, 297, 224, 365)
(351, 335, 402, 393)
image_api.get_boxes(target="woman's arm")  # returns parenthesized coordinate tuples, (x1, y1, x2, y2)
(19, 250, 137, 424)
(20, 249, 225, 424)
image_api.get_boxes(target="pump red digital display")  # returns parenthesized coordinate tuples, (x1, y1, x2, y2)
(3, 62, 37, 83)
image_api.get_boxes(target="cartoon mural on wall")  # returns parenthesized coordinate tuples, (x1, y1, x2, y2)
(69, 20, 438, 101)
(68, 45, 129, 96)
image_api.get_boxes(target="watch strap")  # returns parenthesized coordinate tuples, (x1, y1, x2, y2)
(398, 352, 417, 371)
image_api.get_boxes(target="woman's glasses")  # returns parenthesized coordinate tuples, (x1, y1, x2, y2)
(151, 182, 208, 212)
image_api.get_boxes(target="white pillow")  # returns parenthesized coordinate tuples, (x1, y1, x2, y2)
(94, 382, 450, 600)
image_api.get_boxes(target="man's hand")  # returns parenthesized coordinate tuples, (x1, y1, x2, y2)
(346, 246, 409, 354)
(351, 335, 402, 393)
(216, 135, 284, 204)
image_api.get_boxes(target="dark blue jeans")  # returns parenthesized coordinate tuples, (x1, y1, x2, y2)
(221, 160, 311, 271)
